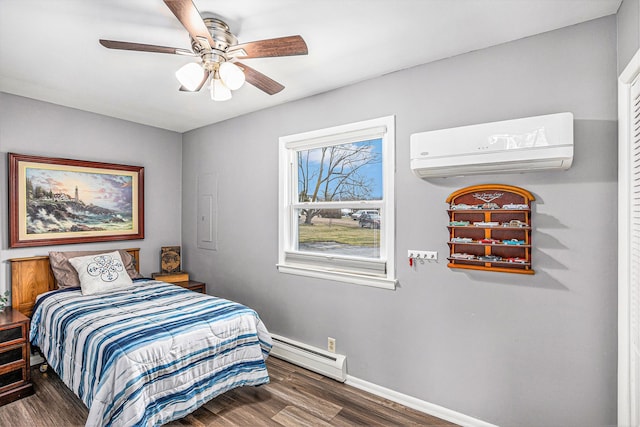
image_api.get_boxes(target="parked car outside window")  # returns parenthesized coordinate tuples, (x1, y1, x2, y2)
(359, 213, 381, 228)
(352, 210, 378, 221)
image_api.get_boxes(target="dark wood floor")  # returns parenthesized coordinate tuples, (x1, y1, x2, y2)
(0, 357, 457, 426)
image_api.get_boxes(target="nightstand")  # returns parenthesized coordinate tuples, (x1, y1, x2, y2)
(0, 308, 33, 406)
(172, 280, 206, 294)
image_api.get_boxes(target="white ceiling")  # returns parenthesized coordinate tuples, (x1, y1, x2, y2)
(0, 0, 622, 133)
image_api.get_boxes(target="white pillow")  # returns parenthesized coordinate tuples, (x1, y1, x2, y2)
(69, 251, 134, 295)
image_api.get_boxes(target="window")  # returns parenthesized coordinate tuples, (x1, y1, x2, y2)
(278, 115, 396, 289)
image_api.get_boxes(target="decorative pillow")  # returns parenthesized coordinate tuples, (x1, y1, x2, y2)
(49, 249, 142, 289)
(68, 251, 134, 295)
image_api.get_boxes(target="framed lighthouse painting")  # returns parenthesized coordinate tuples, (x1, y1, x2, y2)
(9, 153, 144, 248)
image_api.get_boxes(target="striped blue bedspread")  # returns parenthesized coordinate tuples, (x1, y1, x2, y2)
(30, 280, 272, 427)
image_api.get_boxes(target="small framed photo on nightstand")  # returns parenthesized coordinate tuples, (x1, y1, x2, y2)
(161, 246, 181, 273)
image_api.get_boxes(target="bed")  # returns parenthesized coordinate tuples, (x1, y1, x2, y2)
(10, 248, 272, 427)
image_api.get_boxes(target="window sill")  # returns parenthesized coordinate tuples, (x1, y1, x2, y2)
(276, 264, 397, 290)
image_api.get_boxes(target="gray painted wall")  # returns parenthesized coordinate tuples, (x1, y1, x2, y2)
(182, 17, 618, 426)
(618, 0, 639, 74)
(0, 93, 183, 288)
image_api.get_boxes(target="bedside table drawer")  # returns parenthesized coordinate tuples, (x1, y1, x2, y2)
(0, 325, 24, 347)
(0, 344, 26, 367)
(0, 366, 25, 392)
(0, 309, 33, 406)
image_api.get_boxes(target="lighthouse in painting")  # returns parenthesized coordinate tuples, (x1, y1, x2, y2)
(75, 186, 79, 202)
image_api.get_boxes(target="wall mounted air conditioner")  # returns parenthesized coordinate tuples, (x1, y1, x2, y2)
(410, 112, 573, 178)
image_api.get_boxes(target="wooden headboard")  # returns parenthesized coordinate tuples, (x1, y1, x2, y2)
(9, 248, 140, 317)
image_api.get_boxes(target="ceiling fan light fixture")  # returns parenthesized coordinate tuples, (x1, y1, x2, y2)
(210, 77, 232, 101)
(218, 62, 245, 90)
(175, 62, 206, 91)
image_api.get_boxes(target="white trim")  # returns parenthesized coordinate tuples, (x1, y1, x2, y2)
(282, 124, 388, 150)
(276, 263, 397, 290)
(284, 250, 387, 276)
(345, 375, 498, 427)
(293, 200, 384, 209)
(618, 48, 640, 427)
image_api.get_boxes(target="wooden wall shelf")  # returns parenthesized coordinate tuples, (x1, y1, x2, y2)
(446, 184, 535, 275)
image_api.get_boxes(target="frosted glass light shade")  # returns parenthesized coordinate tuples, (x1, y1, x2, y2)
(210, 78, 231, 101)
(175, 63, 205, 91)
(218, 62, 245, 90)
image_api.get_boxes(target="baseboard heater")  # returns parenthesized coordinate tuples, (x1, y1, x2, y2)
(270, 334, 347, 382)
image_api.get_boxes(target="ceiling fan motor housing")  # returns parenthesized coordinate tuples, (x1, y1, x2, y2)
(191, 17, 237, 70)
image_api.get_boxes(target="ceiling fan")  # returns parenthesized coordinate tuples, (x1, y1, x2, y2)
(99, 0, 308, 101)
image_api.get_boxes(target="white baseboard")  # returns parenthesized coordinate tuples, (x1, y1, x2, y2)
(346, 375, 498, 427)
(270, 334, 496, 427)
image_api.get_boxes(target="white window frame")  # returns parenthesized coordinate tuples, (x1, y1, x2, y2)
(277, 115, 396, 289)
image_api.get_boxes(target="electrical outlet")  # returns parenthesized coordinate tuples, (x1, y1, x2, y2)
(407, 250, 438, 260)
(327, 337, 336, 353)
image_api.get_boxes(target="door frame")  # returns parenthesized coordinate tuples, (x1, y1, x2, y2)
(618, 48, 640, 427)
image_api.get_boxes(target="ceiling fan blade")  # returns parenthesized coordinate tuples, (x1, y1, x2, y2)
(100, 39, 195, 56)
(163, 0, 217, 50)
(228, 35, 308, 59)
(179, 70, 210, 92)
(235, 62, 284, 95)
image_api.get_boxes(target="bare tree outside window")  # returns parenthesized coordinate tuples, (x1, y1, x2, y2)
(298, 139, 382, 225)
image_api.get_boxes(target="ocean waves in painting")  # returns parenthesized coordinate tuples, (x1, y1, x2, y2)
(26, 200, 132, 235)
